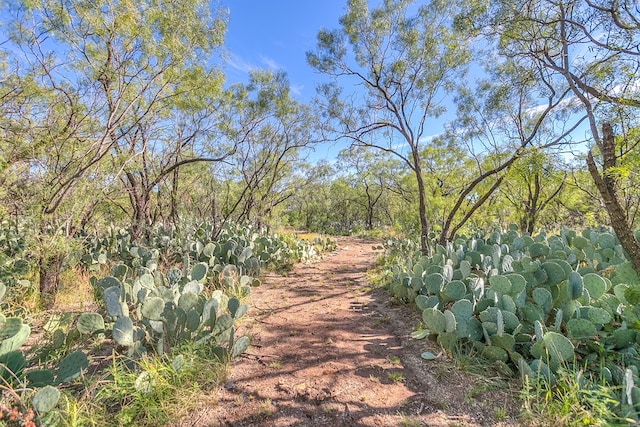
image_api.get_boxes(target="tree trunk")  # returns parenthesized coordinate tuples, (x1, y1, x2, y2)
(130, 189, 153, 241)
(522, 173, 541, 235)
(169, 168, 179, 226)
(412, 150, 431, 255)
(586, 123, 640, 273)
(132, 201, 146, 240)
(443, 174, 507, 244)
(39, 256, 63, 307)
(366, 192, 374, 230)
(367, 208, 374, 230)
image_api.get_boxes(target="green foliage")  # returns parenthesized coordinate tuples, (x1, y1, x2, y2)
(520, 368, 626, 426)
(90, 264, 251, 358)
(91, 348, 228, 426)
(0, 317, 30, 355)
(0, 221, 35, 307)
(76, 313, 105, 335)
(382, 226, 640, 422)
(80, 222, 328, 278)
(0, 221, 30, 287)
(0, 311, 89, 425)
(32, 385, 61, 414)
(0, 220, 335, 425)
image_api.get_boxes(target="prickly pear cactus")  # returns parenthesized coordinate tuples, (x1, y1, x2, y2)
(383, 225, 640, 418)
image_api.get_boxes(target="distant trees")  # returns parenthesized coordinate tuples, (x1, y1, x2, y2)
(216, 70, 319, 231)
(0, 0, 317, 238)
(280, 152, 410, 234)
(0, 0, 236, 299)
(303, 0, 640, 273)
(282, 162, 335, 232)
(0, 0, 319, 300)
(337, 147, 406, 230)
(438, 45, 592, 244)
(306, 0, 609, 250)
(499, 151, 569, 234)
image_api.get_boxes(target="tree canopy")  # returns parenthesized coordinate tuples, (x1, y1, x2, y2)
(0, 0, 639, 271)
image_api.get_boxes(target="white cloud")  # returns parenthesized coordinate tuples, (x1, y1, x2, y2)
(610, 78, 640, 97)
(224, 52, 289, 76)
(290, 84, 303, 96)
(260, 55, 283, 71)
(224, 52, 256, 73)
(418, 133, 441, 143)
(524, 96, 581, 117)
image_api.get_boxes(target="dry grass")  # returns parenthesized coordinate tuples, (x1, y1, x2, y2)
(53, 267, 97, 311)
(295, 232, 323, 241)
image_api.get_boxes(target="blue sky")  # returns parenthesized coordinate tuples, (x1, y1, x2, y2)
(221, 0, 352, 160)
(222, 0, 347, 101)
(217, 1, 590, 164)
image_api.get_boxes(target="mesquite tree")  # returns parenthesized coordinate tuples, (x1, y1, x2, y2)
(1, 0, 228, 298)
(307, 0, 471, 255)
(483, 0, 640, 272)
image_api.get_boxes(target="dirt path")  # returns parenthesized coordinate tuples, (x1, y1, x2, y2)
(182, 237, 520, 426)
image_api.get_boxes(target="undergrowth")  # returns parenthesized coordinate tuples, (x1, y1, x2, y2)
(519, 368, 628, 426)
(78, 346, 227, 426)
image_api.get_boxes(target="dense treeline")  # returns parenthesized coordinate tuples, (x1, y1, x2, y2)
(1, 0, 639, 296)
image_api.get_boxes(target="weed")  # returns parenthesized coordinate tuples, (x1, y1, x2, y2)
(55, 267, 96, 311)
(387, 371, 405, 383)
(321, 403, 339, 414)
(90, 346, 227, 426)
(494, 406, 508, 422)
(431, 399, 450, 411)
(259, 398, 275, 416)
(433, 364, 453, 381)
(520, 368, 622, 426)
(464, 376, 507, 402)
(386, 356, 401, 366)
(465, 383, 486, 402)
(449, 342, 487, 375)
(373, 314, 391, 327)
(57, 393, 105, 426)
(399, 416, 421, 427)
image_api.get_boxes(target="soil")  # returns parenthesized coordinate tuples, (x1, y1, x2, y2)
(176, 237, 522, 427)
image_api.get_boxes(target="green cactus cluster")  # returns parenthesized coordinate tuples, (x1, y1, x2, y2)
(0, 221, 31, 293)
(253, 233, 329, 269)
(384, 225, 640, 421)
(0, 221, 336, 424)
(80, 222, 328, 277)
(0, 287, 88, 423)
(87, 257, 251, 359)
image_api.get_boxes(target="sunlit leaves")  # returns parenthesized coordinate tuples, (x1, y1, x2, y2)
(0, 0, 229, 231)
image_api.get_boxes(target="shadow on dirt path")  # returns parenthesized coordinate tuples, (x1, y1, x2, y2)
(176, 237, 521, 426)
